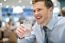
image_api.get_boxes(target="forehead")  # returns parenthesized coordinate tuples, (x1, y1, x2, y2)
(33, 1, 46, 9)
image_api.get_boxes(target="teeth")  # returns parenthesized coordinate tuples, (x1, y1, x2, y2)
(37, 17, 41, 18)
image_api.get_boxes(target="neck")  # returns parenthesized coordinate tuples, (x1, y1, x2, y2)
(41, 16, 52, 27)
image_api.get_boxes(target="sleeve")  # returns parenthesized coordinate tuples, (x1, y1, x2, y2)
(17, 34, 36, 43)
(58, 28, 65, 43)
(17, 23, 37, 43)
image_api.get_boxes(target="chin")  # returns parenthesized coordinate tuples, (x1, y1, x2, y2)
(37, 21, 42, 24)
(36, 19, 43, 24)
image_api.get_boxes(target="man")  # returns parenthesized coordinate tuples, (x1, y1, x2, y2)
(61, 7, 65, 16)
(16, 0, 65, 43)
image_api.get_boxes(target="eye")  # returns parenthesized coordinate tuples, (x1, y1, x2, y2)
(33, 10, 35, 13)
(33, 8, 42, 13)
(37, 9, 41, 11)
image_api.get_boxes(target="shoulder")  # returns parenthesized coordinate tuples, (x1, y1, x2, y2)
(55, 16, 65, 28)
(57, 16, 65, 25)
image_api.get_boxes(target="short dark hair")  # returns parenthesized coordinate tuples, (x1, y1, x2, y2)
(61, 7, 65, 16)
(32, 0, 54, 8)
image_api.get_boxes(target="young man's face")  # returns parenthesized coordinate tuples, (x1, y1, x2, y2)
(33, 1, 53, 24)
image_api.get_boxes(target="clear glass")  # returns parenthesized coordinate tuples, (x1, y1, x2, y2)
(23, 20, 32, 37)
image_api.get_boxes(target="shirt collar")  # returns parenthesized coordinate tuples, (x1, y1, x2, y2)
(46, 16, 58, 30)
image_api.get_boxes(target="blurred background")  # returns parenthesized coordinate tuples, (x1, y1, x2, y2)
(0, 0, 65, 43)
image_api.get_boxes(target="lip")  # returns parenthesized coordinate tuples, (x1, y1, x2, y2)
(35, 16, 42, 20)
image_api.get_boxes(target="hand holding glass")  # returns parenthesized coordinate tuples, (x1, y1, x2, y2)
(15, 20, 32, 38)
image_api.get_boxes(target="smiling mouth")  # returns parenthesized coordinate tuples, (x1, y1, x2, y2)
(36, 16, 42, 20)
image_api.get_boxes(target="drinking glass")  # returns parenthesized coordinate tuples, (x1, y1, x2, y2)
(23, 20, 32, 37)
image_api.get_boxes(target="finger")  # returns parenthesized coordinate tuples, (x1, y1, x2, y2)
(16, 30, 24, 37)
(17, 28, 25, 34)
(16, 30, 21, 35)
(19, 24, 27, 32)
(20, 24, 25, 28)
(17, 26, 26, 33)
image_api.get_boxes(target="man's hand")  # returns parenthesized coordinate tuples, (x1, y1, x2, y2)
(15, 24, 26, 38)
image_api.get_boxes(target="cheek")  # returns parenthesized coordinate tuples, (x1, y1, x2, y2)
(41, 11, 48, 17)
(42, 13, 48, 21)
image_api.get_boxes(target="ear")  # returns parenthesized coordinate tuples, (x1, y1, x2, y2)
(49, 7, 53, 12)
(48, 7, 53, 18)
(48, 7, 53, 15)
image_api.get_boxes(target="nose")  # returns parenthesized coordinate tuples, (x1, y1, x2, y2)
(34, 11, 39, 16)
